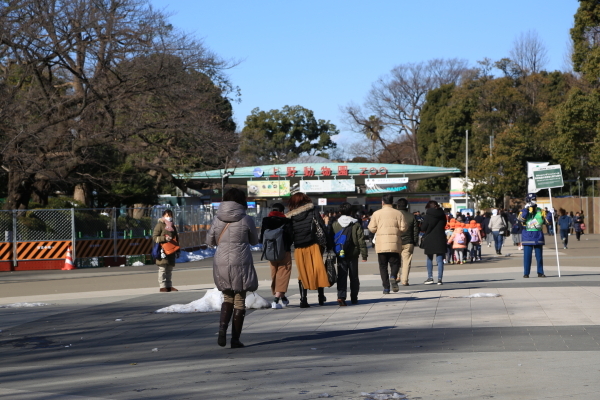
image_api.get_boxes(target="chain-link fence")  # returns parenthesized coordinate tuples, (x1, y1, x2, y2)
(0, 210, 13, 242)
(0, 205, 218, 268)
(16, 209, 72, 241)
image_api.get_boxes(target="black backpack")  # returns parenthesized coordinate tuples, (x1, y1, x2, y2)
(261, 225, 286, 262)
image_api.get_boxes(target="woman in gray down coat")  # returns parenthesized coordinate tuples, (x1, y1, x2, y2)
(208, 188, 259, 349)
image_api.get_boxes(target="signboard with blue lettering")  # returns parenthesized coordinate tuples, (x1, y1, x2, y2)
(365, 178, 409, 194)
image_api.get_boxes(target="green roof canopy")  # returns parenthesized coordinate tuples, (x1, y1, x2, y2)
(178, 162, 460, 184)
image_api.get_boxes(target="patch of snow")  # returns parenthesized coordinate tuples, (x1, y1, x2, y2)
(0, 302, 50, 308)
(361, 390, 406, 399)
(131, 261, 145, 266)
(155, 288, 270, 313)
(115, 319, 123, 322)
(460, 293, 501, 298)
(151, 348, 158, 352)
(176, 248, 215, 263)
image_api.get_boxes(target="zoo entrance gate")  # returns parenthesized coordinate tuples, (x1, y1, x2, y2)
(0, 206, 212, 271)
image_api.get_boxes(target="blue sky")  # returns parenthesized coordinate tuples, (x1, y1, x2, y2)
(150, 0, 579, 147)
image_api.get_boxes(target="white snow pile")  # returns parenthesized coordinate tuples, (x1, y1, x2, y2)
(155, 288, 270, 313)
(460, 293, 501, 298)
(0, 302, 50, 308)
(131, 261, 145, 267)
(176, 248, 216, 263)
(361, 389, 406, 399)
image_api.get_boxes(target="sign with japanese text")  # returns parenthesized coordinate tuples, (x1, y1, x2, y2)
(532, 165, 564, 190)
(299, 179, 356, 193)
(365, 178, 409, 194)
(246, 180, 290, 197)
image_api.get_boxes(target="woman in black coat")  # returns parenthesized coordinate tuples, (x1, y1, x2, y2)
(420, 201, 447, 285)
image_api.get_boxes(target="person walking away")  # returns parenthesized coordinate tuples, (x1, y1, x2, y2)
(395, 198, 419, 286)
(511, 215, 524, 250)
(361, 214, 372, 249)
(557, 208, 571, 249)
(286, 193, 330, 307)
(569, 212, 575, 235)
(445, 221, 455, 264)
(468, 220, 482, 262)
(448, 224, 467, 264)
(489, 209, 506, 255)
(573, 212, 584, 241)
(208, 188, 259, 348)
(421, 201, 447, 285)
(545, 208, 554, 236)
(331, 202, 368, 305)
(518, 193, 546, 278)
(482, 212, 493, 247)
(579, 210, 586, 236)
(368, 194, 407, 293)
(153, 209, 180, 293)
(260, 203, 293, 309)
(474, 211, 484, 224)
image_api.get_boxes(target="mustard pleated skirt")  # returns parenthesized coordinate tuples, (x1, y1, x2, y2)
(294, 243, 330, 290)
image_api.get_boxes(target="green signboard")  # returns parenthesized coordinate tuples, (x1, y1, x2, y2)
(533, 165, 564, 189)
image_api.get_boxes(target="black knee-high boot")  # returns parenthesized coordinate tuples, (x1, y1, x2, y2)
(318, 287, 326, 306)
(299, 281, 310, 308)
(218, 302, 234, 347)
(230, 308, 246, 348)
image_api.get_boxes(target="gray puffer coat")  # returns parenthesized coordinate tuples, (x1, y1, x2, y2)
(207, 201, 259, 292)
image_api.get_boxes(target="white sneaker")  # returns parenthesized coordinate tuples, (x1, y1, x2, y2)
(271, 298, 283, 309)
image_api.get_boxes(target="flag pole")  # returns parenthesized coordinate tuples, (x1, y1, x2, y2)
(549, 188, 561, 277)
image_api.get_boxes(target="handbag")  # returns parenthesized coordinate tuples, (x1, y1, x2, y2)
(418, 234, 427, 249)
(312, 216, 328, 248)
(324, 251, 337, 287)
(161, 237, 180, 255)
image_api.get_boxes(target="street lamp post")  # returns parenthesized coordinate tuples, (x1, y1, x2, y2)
(221, 172, 233, 201)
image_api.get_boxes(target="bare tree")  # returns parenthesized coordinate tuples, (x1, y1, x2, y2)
(342, 58, 469, 165)
(509, 30, 550, 74)
(0, 0, 237, 209)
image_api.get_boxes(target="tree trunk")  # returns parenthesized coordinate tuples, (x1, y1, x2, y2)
(31, 180, 51, 206)
(73, 183, 92, 207)
(5, 171, 33, 210)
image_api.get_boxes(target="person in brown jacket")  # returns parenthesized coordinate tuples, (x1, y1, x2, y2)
(368, 194, 407, 293)
(153, 209, 180, 293)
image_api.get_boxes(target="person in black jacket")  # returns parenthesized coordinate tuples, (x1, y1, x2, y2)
(421, 201, 447, 285)
(286, 193, 330, 308)
(260, 203, 294, 309)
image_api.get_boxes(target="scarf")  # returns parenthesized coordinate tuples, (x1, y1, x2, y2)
(163, 218, 175, 232)
(268, 211, 286, 218)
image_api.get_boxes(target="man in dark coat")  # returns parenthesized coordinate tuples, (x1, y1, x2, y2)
(420, 201, 447, 285)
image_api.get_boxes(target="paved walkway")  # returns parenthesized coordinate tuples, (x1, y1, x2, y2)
(1, 235, 600, 399)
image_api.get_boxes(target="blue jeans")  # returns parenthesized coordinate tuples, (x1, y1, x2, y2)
(492, 231, 504, 253)
(559, 229, 569, 247)
(426, 254, 445, 280)
(523, 245, 544, 276)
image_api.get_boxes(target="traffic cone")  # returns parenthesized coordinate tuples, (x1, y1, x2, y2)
(61, 246, 76, 270)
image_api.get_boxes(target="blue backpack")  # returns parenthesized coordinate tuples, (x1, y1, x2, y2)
(334, 223, 354, 258)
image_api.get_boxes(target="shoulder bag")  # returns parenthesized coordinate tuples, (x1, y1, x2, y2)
(324, 251, 337, 287)
(217, 223, 231, 246)
(312, 215, 328, 248)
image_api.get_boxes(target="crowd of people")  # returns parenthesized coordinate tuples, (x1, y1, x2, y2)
(152, 189, 588, 349)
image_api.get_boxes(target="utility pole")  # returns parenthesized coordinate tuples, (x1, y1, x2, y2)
(466, 130, 469, 210)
